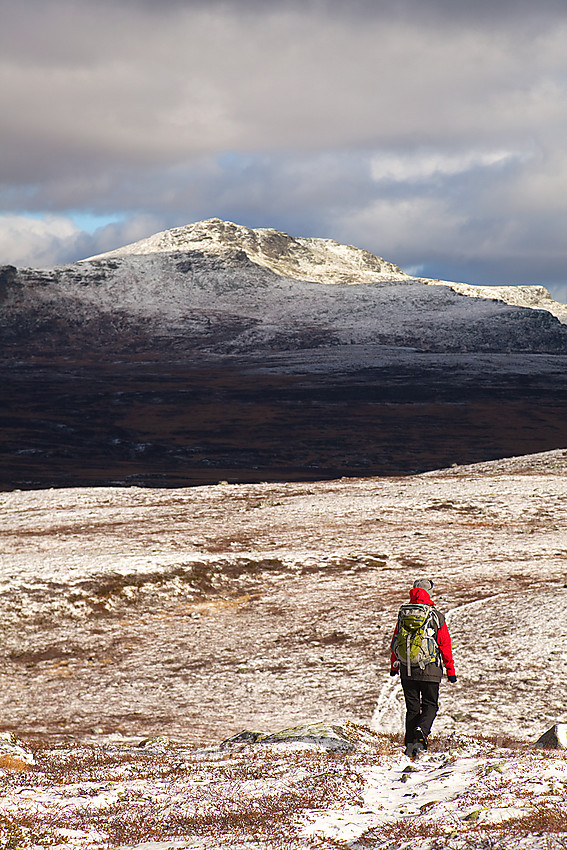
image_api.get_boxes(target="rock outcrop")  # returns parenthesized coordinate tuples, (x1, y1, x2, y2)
(220, 720, 383, 753)
(83, 218, 410, 284)
(534, 723, 567, 749)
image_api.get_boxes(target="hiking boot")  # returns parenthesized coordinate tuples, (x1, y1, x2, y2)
(404, 742, 416, 757)
(414, 727, 428, 751)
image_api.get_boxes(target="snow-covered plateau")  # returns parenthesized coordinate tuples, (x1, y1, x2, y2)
(1, 449, 567, 848)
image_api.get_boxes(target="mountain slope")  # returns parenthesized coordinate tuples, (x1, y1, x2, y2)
(85, 216, 567, 321)
(2, 218, 567, 357)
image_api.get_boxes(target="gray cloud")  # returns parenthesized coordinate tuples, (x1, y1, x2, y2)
(1, 0, 567, 298)
(3, 0, 565, 167)
(68, 0, 567, 22)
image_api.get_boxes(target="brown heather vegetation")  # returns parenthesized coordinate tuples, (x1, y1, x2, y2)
(2, 734, 567, 849)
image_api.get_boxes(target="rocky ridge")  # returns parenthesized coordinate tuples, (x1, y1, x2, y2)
(85, 218, 567, 322)
(83, 217, 410, 284)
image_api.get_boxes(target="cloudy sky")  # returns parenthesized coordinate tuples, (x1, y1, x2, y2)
(2, 0, 567, 299)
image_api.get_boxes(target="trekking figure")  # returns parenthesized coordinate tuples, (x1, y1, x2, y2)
(390, 578, 457, 758)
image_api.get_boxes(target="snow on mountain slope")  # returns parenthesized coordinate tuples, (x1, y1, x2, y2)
(85, 217, 567, 320)
(430, 278, 567, 323)
(3, 218, 567, 355)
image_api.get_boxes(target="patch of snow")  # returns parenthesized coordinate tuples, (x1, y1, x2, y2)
(304, 752, 481, 842)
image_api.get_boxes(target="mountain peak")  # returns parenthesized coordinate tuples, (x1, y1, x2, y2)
(83, 218, 409, 285)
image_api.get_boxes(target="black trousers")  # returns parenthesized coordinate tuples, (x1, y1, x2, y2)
(401, 678, 440, 745)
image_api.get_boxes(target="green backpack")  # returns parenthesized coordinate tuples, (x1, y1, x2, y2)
(393, 603, 440, 676)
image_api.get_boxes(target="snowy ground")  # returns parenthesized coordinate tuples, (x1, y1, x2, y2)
(0, 726, 566, 849)
(1, 448, 567, 847)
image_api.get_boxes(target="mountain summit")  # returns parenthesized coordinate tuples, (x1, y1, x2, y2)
(84, 218, 409, 284)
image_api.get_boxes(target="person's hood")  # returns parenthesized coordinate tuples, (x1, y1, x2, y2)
(409, 587, 434, 605)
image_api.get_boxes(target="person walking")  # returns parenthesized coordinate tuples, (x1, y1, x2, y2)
(390, 579, 457, 757)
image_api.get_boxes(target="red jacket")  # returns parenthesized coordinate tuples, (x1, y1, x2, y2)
(390, 588, 455, 679)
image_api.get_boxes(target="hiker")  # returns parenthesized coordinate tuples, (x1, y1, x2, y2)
(390, 579, 457, 757)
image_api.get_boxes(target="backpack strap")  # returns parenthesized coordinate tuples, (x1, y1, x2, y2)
(430, 608, 443, 665)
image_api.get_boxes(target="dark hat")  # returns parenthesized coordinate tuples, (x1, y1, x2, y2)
(413, 578, 434, 591)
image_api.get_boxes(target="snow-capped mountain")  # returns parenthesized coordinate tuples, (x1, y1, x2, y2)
(3, 219, 567, 491)
(2, 217, 567, 356)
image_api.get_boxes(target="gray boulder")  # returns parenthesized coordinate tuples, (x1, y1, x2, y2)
(534, 724, 567, 749)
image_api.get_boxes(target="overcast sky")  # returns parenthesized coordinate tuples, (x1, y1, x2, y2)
(2, 0, 567, 299)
